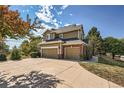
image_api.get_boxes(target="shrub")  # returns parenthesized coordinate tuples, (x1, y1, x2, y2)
(98, 55, 124, 67)
(10, 47, 21, 60)
(0, 53, 7, 61)
(80, 54, 87, 61)
(30, 52, 41, 58)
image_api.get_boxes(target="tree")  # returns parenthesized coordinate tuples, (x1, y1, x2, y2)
(29, 36, 43, 52)
(20, 36, 42, 57)
(103, 37, 124, 59)
(0, 5, 44, 53)
(20, 40, 30, 56)
(10, 46, 21, 60)
(86, 27, 102, 55)
(120, 38, 124, 43)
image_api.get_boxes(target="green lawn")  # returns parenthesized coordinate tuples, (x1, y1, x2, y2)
(80, 62, 124, 87)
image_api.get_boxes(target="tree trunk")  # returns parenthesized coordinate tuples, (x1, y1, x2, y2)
(112, 53, 115, 59)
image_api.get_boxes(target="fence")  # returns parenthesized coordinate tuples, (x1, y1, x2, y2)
(98, 55, 124, 67)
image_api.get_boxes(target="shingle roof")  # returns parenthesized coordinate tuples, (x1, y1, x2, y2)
(39, 40, 64, 45)
(39, 39, 87, 46)
(43, 24, 83, 35)
(62, 40, 87, 46)
(51, 24, 83, 34)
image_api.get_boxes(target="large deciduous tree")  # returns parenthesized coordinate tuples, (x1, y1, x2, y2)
(86, 27, 102, 55)
(0, 5, 44, 53)
(103, 37, 124, 59)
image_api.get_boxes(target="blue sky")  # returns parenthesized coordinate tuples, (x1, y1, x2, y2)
(6, 5, 124, 48)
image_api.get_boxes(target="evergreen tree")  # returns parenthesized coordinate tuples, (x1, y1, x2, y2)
(86, 27, 102, 55)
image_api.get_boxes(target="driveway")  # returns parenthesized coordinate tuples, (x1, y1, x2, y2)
(0, 58, 121, 88)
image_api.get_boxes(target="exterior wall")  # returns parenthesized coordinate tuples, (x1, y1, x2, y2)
(63, 31, 79, 39)
(79, 30, 84, 40)
(43, 29, 83, 41)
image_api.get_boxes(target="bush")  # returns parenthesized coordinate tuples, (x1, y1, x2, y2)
(30, 52, 41, 58)
(80, 54, 87, 61)
(10, 47, 21, 60)
(0, 53, 7, 61)
(98, 55, 124, 67)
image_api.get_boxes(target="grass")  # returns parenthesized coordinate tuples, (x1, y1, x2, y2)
(80, 62, 124, 87)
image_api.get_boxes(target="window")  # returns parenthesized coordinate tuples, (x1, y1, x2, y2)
(55, 34, 59, 38)
(46, 34, 51, 40)
(59, 34, 63, 38)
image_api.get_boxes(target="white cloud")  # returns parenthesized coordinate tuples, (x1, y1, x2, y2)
(32, 23, 54, 36)
(41, 23, 52, 29)
(61, 5, 69, 10)
(35, 5, 61, 29)
(35, 12, 51, 23)
(54, 23, 59, 28)
(64, 23, 71, 26)
(53, 19, 57, 23)
(57, 11, 62, 15)
(59, 21, 62, 24)
(69, 13, 73, 16)
(57, 5, 69, 15)
(35, 5, 54, 23)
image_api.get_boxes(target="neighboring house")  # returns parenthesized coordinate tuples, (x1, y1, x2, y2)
(39, 24, 87, 60)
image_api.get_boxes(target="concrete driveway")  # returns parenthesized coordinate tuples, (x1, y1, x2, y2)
(0, 58, 121, 88)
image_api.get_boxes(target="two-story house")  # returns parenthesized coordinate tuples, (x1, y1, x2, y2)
(39, 24, 87, 60)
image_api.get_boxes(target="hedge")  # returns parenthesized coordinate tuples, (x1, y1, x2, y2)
(98, 55, 124, 67)
(10, 48, 21, 60)
(30, 52, 41, 58)
(0, 53, 7, 61)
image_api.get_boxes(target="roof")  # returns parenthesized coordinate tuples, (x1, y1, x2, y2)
(39, 39, 87, 46)
(62, 40, 87, 46)
(40, 38, 87, 45)
(43, 24, 83, 35)
(39, 40, 64, 45)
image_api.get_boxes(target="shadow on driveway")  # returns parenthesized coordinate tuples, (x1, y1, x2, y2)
(0, 71, 63, 88)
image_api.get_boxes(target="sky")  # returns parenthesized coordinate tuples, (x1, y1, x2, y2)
(6, 5, 124, 49)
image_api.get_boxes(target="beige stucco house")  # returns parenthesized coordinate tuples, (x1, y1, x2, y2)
(39, 24, 87, 60)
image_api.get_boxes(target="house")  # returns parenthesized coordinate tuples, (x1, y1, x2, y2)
(120, 56, 124, 61)
(39, 24, 87, 60)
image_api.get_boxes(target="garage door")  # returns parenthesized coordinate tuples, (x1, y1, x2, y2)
(42, 48, 58, 59)
(64, 47, 80, 60)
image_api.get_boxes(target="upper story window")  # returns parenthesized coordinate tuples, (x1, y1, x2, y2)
(59, 34, 63, 38)
(46, 34, 51, 40)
